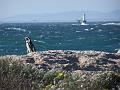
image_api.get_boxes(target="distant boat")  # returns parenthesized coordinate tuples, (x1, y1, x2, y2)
(79, 14, 88, 25)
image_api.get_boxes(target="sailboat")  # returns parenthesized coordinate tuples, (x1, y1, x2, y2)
(80, 14, 88, 25)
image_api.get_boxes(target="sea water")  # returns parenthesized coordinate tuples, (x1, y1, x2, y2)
(0, 22, 120, 55)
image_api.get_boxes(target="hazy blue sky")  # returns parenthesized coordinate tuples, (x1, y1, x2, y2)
(0, 0, 120, 18)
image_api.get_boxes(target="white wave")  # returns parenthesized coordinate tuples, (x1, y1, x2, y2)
(115, 48, 118, 51)
(34, 40, 37, 42)
(75, 31, 81, 33)
(38, 40, 46, 43)
(58, 43, 62, 45)
(28, 31, 31, 34)
(77, 37, 85, 40)
(98, 29, 103, 32)
(112, 38, 118, 40)
(102, 23, 120, 25)
(90, 28, 94, 30)
(84, 29, 89, 31)
(5, 27, 26, 32)
(71, 24, 79, 26)
(15, 48, 18, 51)
(34, 40, 45, 43)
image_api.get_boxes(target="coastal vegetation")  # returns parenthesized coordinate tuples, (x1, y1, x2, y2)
(0, 50, 120, 90)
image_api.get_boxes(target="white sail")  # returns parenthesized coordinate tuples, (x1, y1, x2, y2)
(82, 14, 85, 21)
(80, 13, 88, 25)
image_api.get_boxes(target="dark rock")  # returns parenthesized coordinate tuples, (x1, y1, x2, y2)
(105, 53, 120, 59)
(26, 57, 35, 64)
(82, 65, 101, 71)
(44, 58, 69, 64)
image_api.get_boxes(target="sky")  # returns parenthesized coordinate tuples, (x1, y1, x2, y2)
(0, 0, 120, 19)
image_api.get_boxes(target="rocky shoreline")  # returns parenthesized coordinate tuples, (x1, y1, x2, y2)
(1, 50, 120, 72)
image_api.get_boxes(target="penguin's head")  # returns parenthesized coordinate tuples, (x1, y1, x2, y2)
(25, 37, 31, 43)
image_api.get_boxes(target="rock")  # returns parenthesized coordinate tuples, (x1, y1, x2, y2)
(0, 50, 120, 72)
(25, 57, 35, 64)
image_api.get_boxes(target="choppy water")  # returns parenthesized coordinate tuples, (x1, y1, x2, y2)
(0, 22, 120, 55)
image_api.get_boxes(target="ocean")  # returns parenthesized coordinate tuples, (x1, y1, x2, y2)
(0, 22, 120, 55)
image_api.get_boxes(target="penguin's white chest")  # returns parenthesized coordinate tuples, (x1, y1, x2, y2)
(26, 42, 31, 52)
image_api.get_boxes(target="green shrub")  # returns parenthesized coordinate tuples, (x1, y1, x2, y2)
(54, 72, 120, 90)
(0, 57, 45, 90)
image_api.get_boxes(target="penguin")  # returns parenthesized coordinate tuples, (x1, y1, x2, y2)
(25, 37, 36, 53)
